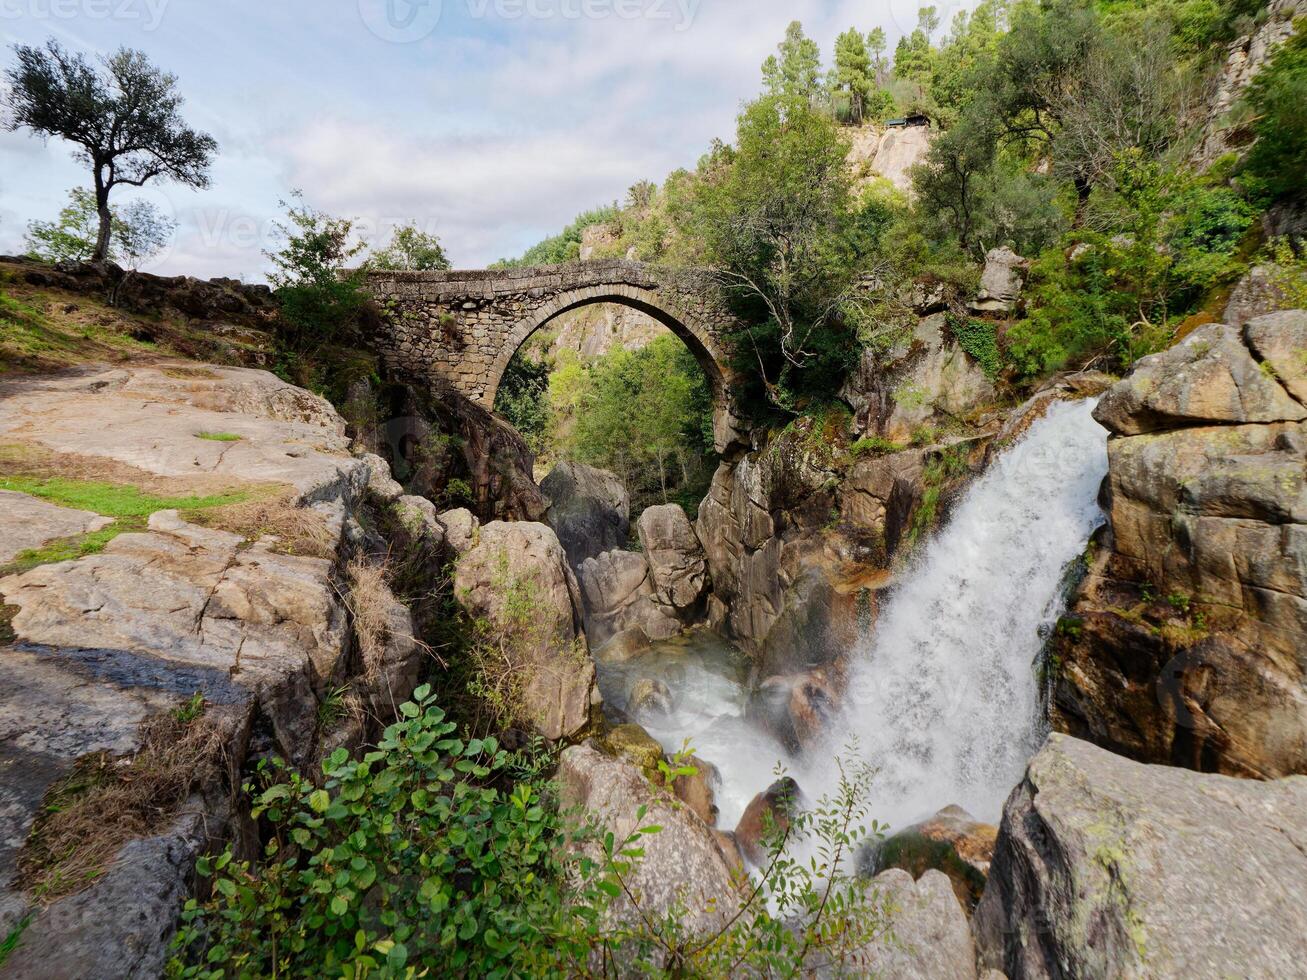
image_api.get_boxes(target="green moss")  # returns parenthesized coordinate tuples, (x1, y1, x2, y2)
(194, 431, 243, 442)
(3, 522, 141, 575)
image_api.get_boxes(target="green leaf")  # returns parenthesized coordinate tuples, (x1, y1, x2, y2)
(309, 789, 331, 813)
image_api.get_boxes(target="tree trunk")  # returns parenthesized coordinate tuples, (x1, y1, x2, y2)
(1072, 175, 1092, 229)
(92, 176, 113, 265)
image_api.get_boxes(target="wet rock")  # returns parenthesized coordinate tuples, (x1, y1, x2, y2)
(672, 756, 721, 827)
(970, 247, 1028, 314)
(541, 461, 630, 568)
(637, 504, 708, 615)
(0, 491, 114, 564)
(628, 676, 674, 723)
(975, 734, 1307, 979)
(558, 743, 743, 935)
(1093, 323, 1305, 435)
(751, 670, 841, 754)
(452, 521, 595, 741)
(862, 805, 997, 912)
(734, 777, 800, 866)
(576, 549, 680, 648)
(599, 723, 665, 783)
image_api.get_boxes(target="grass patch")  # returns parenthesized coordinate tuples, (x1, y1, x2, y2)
(18, 703, 225, 902)
(3, 523, 139, 577)
(0, 916, 31, 968)
(194, 431, 242, 443)
(188, 489, 335, 559)
(0, 475, 246, 518)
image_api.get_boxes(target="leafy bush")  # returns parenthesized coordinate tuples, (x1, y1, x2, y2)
(946, 314, 1001, 379)
(168, 687, 895, 978)
(266, 191, 369, 354)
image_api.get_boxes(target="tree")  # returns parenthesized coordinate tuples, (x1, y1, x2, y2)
(1240, 21, 1307, 207)
(4, 39, 216, 264)
(867, 27, 890, 84)
(681, 93, 863, 408)
(265, 191, 368, 353)
(762, 21, 823, 106)
(25, 186, 174, 270)
(370, 223, 451, 271)
(832, 28, 874, 124)
(893, 8, 940, 84)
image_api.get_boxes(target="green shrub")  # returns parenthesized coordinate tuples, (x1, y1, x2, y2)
(946, 314, 1001, 379)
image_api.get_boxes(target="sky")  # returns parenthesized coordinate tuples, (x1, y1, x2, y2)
(0, 0, 975, 280)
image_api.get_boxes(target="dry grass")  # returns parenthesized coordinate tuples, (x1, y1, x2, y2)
(345, 558, 395, 681)
(19, 704, 227, 902)
(185, 489, 336, 559)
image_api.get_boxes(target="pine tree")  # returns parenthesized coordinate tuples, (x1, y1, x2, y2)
(762, 21, 823, 106)
(832, 28, 873, 124)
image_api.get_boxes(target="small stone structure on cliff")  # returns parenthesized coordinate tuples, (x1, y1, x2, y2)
(365, 260, 749, 452)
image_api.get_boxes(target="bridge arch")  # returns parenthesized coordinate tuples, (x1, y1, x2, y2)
(485, 283, 730, 429)
(365, 261, 748, 452)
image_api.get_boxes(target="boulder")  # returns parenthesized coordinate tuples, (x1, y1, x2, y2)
(751, 670, 841, 755)
(541, 461, 630, 568)
(868, 124, 933, 194)
(576, 549, 680, 648)
(672, 757, 721, 827)
(557, 743, 742, 935)
(599, 723, 666, 783)
(734, 777, 800, 867)
(393, 495, 446, 551)
(439, 507, 478, 555)
(975, 734, 1307, 979)
(970, 247, 1028, 314)
(637, 504, 709, 614)
(453, 521, 595, 741)
(1245, 310, 1307, 403)
(1093, 323, 1306, 435)
(1223, 265, 1294, 326)
(837, 869, 978, 980)
(359, 453, 404, 503)
(628, 677, 674, 723)
(862, 805, 996, 912)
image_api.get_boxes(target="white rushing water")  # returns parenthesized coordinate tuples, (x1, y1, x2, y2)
(800, 396, 1110, 828)
(612, 397, 1109, 833)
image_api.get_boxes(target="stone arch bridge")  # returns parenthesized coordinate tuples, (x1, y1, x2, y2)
(366, 260, 749, 451)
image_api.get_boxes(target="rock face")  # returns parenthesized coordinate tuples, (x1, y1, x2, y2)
(1052, 315, 1307, 777)
(541, 461, 630, 568)
(547, 302, 669, 358)
(557, 743, 742, 935)
(575, 549, 681, 650)
(847, 123, 934, 194)
(0, 361, 425, 977)
(637, 504, 708, 614)
(843, 312, 998, 444)
(970, 247, 1028, 314)
(380, 380, 547, 523)
(453, 521, 596, 741)
(1194, 0, 1307, 168)
(1223, 264, 1297, 326)
(975, 734, 1307, 979)
(734, 777, 799, 866)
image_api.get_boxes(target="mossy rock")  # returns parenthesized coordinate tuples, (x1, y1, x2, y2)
(598, 723, 666, 784)
(862, 804, 996, 912)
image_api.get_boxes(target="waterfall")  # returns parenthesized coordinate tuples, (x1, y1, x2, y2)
(624, 397, 1109, 833)
(803, 397, 1109, 827)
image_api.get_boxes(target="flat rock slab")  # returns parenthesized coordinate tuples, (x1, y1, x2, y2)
(0, 363, 361, 501)
(0, 490, 113, 563)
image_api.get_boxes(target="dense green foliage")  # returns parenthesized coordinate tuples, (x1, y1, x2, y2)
(492, 204, 621, 268)
(1240, 20, 1307, 204)
(265, 191, 370, 354)
(169, 687, 891, 978)
(370, 223, 452, 271)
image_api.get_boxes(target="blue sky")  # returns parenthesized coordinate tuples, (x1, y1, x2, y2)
(0, 0, 973, 279)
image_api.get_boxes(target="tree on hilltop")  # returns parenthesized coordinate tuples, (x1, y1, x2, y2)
(3, 39, 215, 264)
